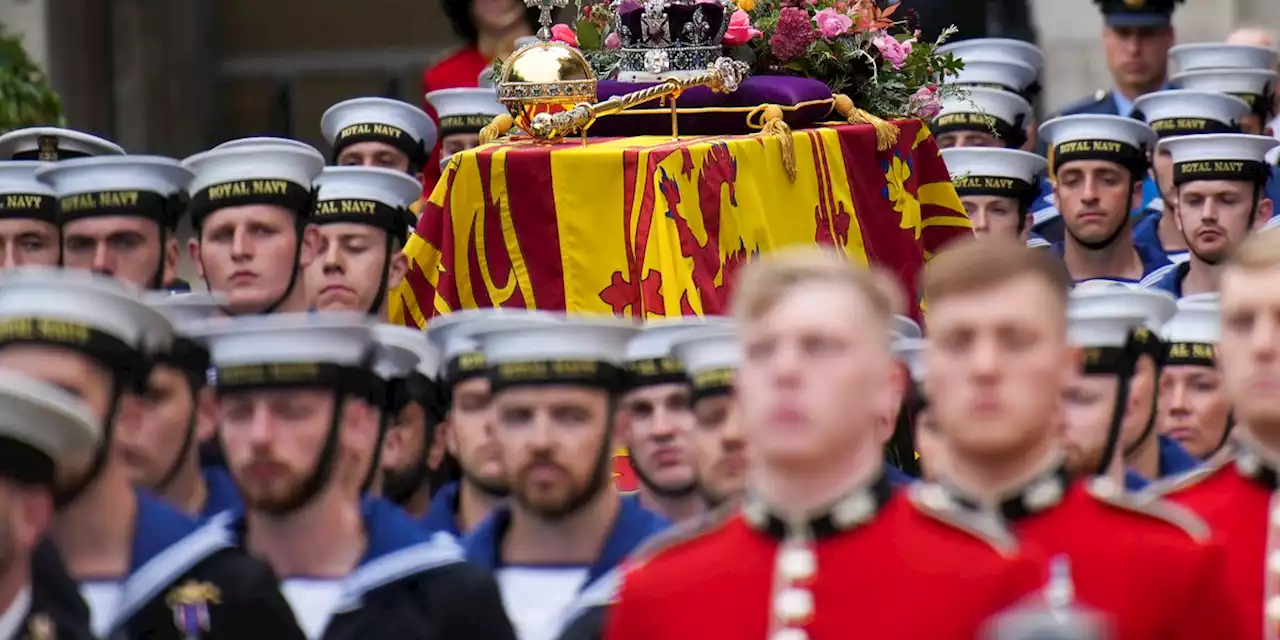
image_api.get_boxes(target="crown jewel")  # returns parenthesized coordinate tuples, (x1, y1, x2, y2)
(612, 0, 733, 81)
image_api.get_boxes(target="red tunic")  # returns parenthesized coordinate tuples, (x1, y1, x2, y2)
(605, 484, 1042, 640)
(421, 47, 492, 196)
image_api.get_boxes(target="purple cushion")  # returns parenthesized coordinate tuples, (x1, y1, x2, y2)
(586, 75, 834, 137)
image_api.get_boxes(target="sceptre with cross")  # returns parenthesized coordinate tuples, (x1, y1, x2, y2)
(526, 0, 570, 40)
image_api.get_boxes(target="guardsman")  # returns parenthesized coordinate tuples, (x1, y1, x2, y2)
(182, 141, 323, 316)
(0, 163, 60, 268)
(606, 249, 1045, 639)
(462, 316, 668, 640)
(667, 325, 747, 510)
(920, 238, 1245, 639)
(1057, 0, 1181, 120)
(303, 167, 418, 317)
(321, 98, 435, 185)
(617, 319, 723, 523)
(35, 156, 192, 290)
(941, 147, 1046, 246)
(1131, 90, 1253, 264)
(1038, 114, 1168, 282)
(193, 312, 517, 640)
(379, 330, 452, 519)
(1156, 297, 1232, 459)
(1140, 133, 1278, 296)
(0, 127, 123, 162)
(0, 373, 100, 640)
(0, 268, 303, 639)
(1170, 43, 1279, 136)
(426, 88, 507, 172)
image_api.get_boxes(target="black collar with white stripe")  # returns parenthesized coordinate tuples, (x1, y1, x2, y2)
(740, 470, 894, 540)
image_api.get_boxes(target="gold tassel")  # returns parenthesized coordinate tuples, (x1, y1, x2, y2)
(478, 113, 514, 145)
(758, 104, 797, 182)
(832, 94, 900, 152)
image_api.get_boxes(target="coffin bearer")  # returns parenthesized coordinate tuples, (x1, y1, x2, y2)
(1140, 134, 1278, 296)
(0, 127, 123, 162)
(426, 88, 509, 171)
(667, 325, 748, 510)
(303, 167, 419, 317)
(183, 142, 324, 316)
(0, 163, 59, 268)
(1156, 298, 1232, 459)
(35, 157, 191, 290)
(321, 98, 436, 183)
(941, 147, 1045, 244)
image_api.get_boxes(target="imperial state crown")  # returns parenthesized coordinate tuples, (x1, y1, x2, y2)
(612, 0, 734, 82)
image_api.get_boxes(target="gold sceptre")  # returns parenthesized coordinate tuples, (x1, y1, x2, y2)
(529, 57, 750, 144)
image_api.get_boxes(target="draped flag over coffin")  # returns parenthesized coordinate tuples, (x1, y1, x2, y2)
(391, 120, 970, 328)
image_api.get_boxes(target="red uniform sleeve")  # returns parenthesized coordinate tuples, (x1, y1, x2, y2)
(602, 565, 649, 640)
(1173, 541, 1250, 640)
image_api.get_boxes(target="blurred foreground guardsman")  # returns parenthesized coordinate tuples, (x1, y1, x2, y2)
(463, 316, 667, 640)
(606, 250, 1043, 640)
(0, 373, 101, 640)
(920, 239, 1244, 639)
(194, 312, 516, 640)
(1148, 227, 1280, 635)
(1156, 297, 1232, 459)
(0, 268, 302, 639)
(670, 325, 748, 509)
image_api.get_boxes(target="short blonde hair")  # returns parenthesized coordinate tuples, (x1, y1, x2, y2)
(1226, 226, 1280, 271)
(923, 237, 1070, 308)
(732, 247, 903, 327)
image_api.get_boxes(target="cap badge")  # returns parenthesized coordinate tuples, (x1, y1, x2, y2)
(166, 580, 220, 638)
(1122, 0, 1146, 8)
(36, 136, 59, 162)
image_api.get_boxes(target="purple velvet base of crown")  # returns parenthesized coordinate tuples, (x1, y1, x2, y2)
(586, 75, 834, 137)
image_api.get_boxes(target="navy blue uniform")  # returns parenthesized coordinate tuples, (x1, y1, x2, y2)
(420, 481, 462, 537)
(199, 467, 242, 521)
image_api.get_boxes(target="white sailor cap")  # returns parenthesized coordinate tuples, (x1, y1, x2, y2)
(891, 315, 922, 342)
(320, 97, 436, 165)
(214, 137, 320, 153)
(1132, 90, 1252, 138)
(938, 38, 1045, 74)
(952, 59, 1038, 94)
(934, 88, 1033, 142)
(624, 317, 734, 389)
(475, 315, 639, 392)
(942, 148, 1047, 200)
(190, 312, 376, 390)
(1160, 299, 1219, 346)
(426, 88, 506, 137)
(312, 166, 420, 236)
(1171, 43, 1279, 73)
(424, 309, 563, 381)
(1158, 133, 1280, 186)
(34, 156, 192, 227)
(0, 162, 56, 224)
(668, 327, 740, 400)
(1039, 114, 1156, 177)
(1070, 280, 1177, 330)
(372, 324, 439, 381)
(0, 127, 124, 162)
(0, 371, 99, 484)
(143, 291, 224, 328)
(1170, 69, 1278, 110)
(182, 143, 325, 228)
(890, 337, 926, 383)
(0, 267, 175, 359)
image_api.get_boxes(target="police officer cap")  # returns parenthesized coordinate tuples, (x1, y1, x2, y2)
(891, 337, 926, 383)
(1159, 133, 1279, 186)
(937, 38, 1044, 74)
(669, 327, 741, 401)
(35, 156, 192, 228)
(1092, 0, 1183, 28)
(0, 162, 56, 225)
(426, 88, 507, 138)
(1160, 298, 1219, 345)
(0, 371, 99, 487)
(934, 88, 1033, 144)
(952, 59, 1038, 95)
(1171, 43, 1279, 73)
(321, 97, 437, 166)
(0, 127, 124, 162)
(373, 324, 440, 381)
(1169, 69, 1278, 110)
(1132, 90, 1252, 138)
(942, 148, 1047, 195)
(475, 315, 639, 392)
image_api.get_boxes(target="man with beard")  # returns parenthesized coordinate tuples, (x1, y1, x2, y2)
(1156, 297, 1233, 459)
(183, 141, 323, 316)
(1131, 90, 1254, 265)
(304, 167, 418, 318)
(617, 320, 719, 523)
(0, 268, 302, 639)
(667, 325, 746, 510)
(1039, 114, 1167, 282)
(195, 312, 516, 640)
(35, 156, 192, 291)
(113, 292, 240, 519)
(463, 316, 668, 640)
(941, 147, 1046, 244)
(920, 238, 1244, 638)
(1141, 134, 1278, 297)
(380, 337, 452, 519)
(347, 325, 428, 499)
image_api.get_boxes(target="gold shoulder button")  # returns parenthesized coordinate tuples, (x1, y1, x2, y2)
(1087, 478, 1212, 544)
(908, 483, 1020, 557)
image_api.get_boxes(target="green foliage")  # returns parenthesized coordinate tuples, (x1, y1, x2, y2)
(0, 24, 63, 134)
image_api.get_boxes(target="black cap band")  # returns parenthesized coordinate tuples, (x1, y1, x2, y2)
(488, 359, 624, 394)
(313, 198, 413, 244)
(440, 115, 495, 137)
(933, 112, 1026, 148)
(1165, 341, 1215, 367)
(331, 123, 426, 167)
(953, 175, 1036, 200)
(623, 357, 687, 392)
(690, 367, 735, 404)
(444, 352, 487, 389)
(0, 317, 150, 384)
(59, 190, 184, 230)
(0, 436, 54, 487)
(0, 193, 57, 224)
(1149, 117, 1237, 138)
(1052, 139, 1148, 177)
(1173, 159, 1270, 186)
(216, 361, 381, 403)
(187, 179, 314, 229)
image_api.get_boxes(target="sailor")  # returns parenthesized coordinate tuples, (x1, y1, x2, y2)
(0, 373, 101, 640)
(193, 312, 517, 640)
(883, 315, 924, 479)
(0, 268, 303, 639)
(182, 141, 324, 316)
(378, 327, 453, 519)
(606, 249, 1044, 639)
(0, 127, 123, 162)
(667, 324, 747, 510)
(303, 167, 418, 318)
(919, 238, 1244, 638)
(1130, 89, 1253, 264)
(420, 309, 559, 535)
(35, 156, 192, 290)
(461, 314, 667, 640)
(617, 319, 726, 523)
(321, 98, 435, 183)
(426, 87, 507, 172)
(1139, 133, 1278, 296)
(1056, 0, 1181, 119)
(941, 147, 1046, 246)
(1169, 43, 1279, 136)
(349, 324, 432, 499)
(0, 162, 60, 267)
(1155, 298, 1231, 459)
(1148, 228, 1280, 635)
(1038, 114, 1168, 282)
(892, 336, 941, 480)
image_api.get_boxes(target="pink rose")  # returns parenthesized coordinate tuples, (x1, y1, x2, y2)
(723, 10, 763, 46)
(813, 8, 852, 40)
(604, 32, 622, 49)
(872, 30, 913, 70)
(551, 23, 578, 47)
(910, 84, 942, 119)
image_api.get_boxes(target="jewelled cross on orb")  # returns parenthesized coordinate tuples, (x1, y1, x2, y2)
(526, 0, 570, 40)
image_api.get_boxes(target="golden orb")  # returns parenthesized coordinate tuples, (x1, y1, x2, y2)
(496, 39, 598, 139)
